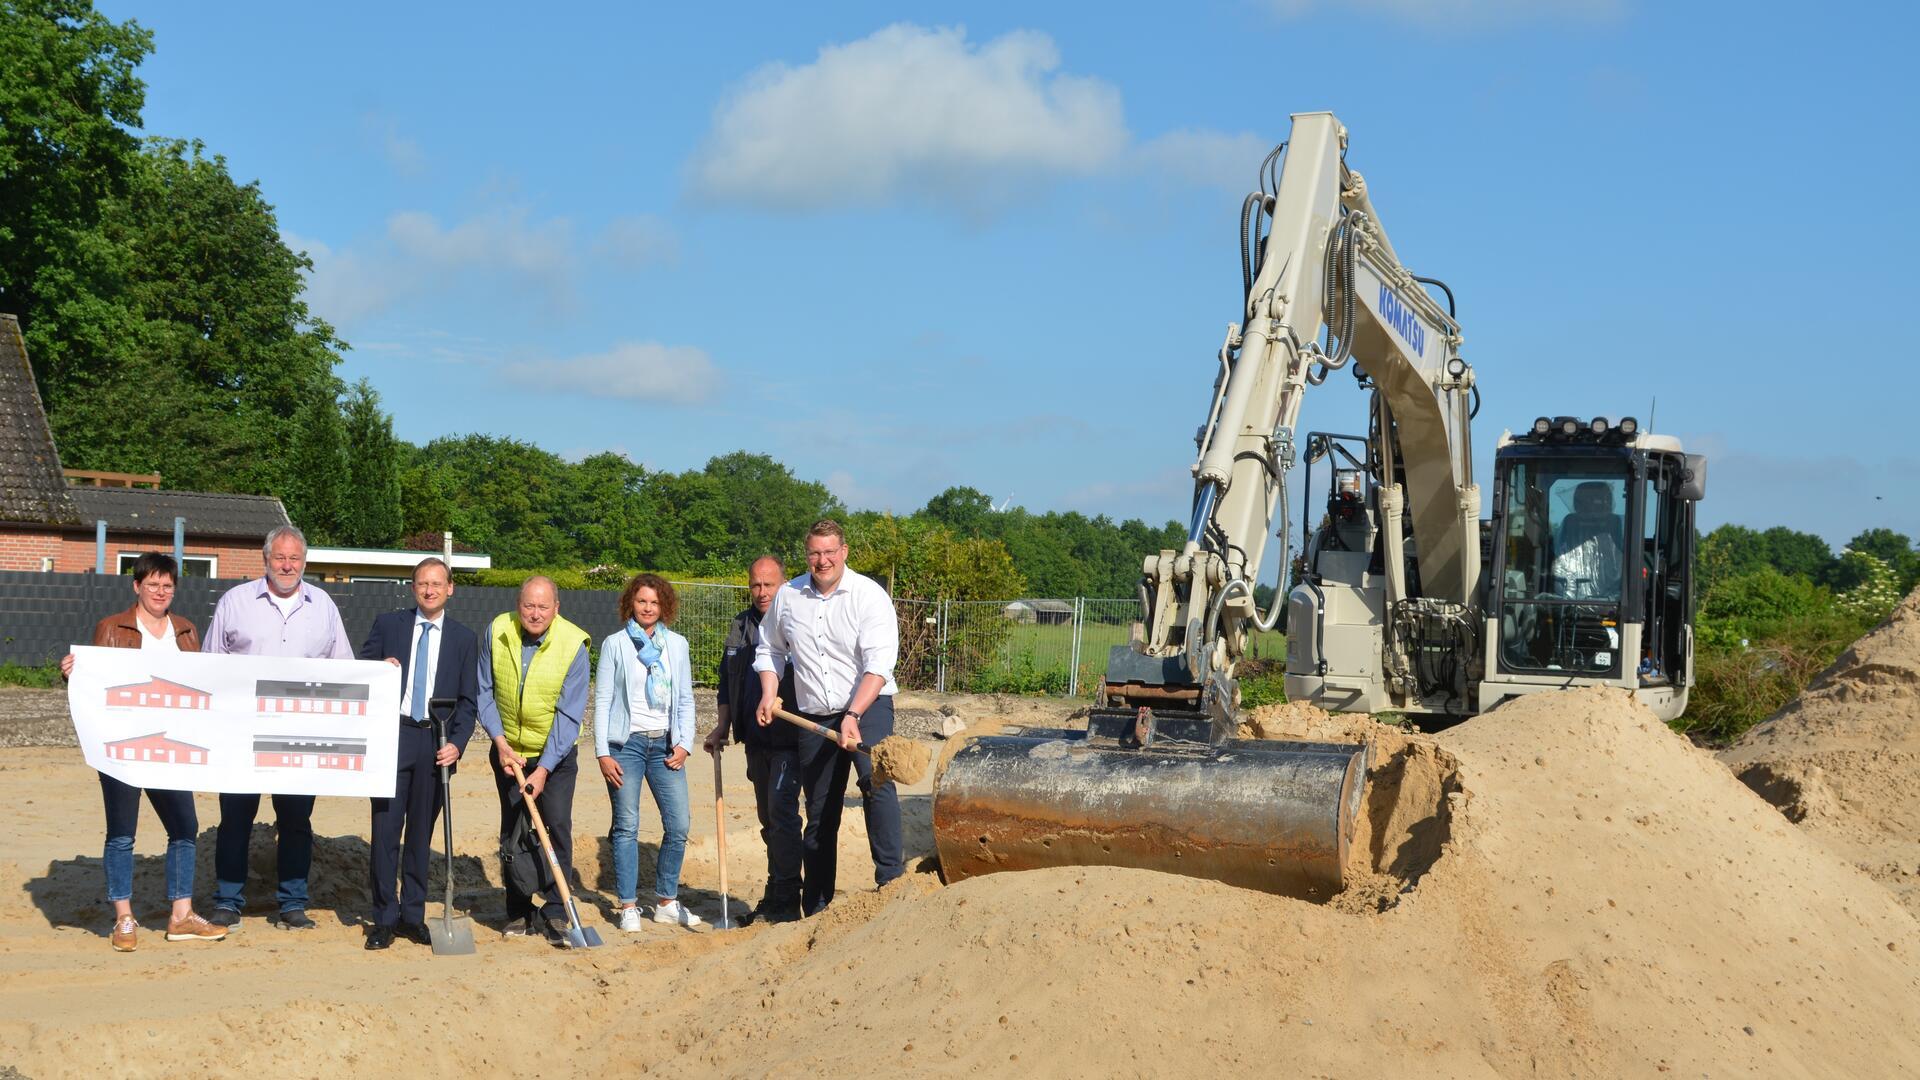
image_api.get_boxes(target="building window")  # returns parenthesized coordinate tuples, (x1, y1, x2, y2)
(117, 552, 216, 578)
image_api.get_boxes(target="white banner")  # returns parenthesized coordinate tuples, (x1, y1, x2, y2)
(67, 645, 403, 797)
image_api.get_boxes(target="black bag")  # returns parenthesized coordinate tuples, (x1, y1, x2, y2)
(500, 805, 553, 899)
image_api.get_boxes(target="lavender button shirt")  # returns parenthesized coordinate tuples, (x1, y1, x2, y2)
(201, 577, 353, 659)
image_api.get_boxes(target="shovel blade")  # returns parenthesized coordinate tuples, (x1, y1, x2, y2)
(429, 915, 476, 956)
(565, 925, 603, 948)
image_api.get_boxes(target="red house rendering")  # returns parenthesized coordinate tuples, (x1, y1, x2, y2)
(105, 732, 209, 765)
(106, 677, 212, 711)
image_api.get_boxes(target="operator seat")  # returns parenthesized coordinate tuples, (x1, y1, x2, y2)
(1556, 481, 1621, 553)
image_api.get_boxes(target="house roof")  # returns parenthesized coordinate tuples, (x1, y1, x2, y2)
(69, 485, 290, 539)
(0, 315, 80, 525)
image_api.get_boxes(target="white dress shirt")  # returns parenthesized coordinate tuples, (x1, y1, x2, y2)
(753, 567, 898, 714)
(403, 609, 444, 721)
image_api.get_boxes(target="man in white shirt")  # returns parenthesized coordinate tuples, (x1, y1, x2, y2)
(753, 519, 903, 915)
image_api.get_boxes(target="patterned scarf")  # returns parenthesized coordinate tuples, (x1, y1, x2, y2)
(625, 618, 671, 711)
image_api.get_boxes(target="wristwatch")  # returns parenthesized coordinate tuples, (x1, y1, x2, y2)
(845, 710, 863, 723)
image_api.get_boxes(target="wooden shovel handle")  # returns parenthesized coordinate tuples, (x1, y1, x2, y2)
(771, 705, 870, 755)
(504, 759, 581, 913)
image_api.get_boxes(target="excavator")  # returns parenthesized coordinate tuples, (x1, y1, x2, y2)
(932, 111, 1706, 900)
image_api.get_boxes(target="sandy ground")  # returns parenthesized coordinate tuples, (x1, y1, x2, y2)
(2, 677, 1918, 1077)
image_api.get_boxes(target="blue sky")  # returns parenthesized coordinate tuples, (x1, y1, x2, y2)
(100, 0, 1918, 551)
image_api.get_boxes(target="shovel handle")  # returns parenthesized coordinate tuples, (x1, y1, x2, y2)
(771, 706, 870, 755)
(504, 759, 583, 920)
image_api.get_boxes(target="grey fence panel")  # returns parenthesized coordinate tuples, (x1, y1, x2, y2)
(4, 572, 1279, 698)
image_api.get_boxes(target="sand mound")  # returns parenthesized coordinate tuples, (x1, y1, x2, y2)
(651, 687, 1918, 1076)
(1722, 584, 1920, 912)
(6, 688, 1918, 1077)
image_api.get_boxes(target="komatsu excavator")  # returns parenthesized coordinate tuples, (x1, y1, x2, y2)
(932, 111, 1706, 900)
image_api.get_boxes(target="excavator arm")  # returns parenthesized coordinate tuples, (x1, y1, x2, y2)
(933, 111, 1477, 900)
(1128, 110, 1478, 718)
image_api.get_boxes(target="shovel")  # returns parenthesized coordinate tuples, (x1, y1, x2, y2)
(711, 748, 737, 930)
(427, 698, 475, 956)
(504, 758, 602, 948)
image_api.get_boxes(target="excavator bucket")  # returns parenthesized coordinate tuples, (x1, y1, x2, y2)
(933, 708, 1368, 900)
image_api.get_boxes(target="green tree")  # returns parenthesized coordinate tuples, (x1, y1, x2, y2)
(280, 383, 346, 543)
(338, 379, 401, 547)
(921, 486, 995, 534)
(0, 0, 151, 368)
(1844, 528, 1919, 594)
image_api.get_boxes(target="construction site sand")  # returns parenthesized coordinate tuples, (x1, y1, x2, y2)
(3, 686, 1918, 1077)
(1721, 584, 1920, 914)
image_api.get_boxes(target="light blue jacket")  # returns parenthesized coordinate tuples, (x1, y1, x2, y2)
(593, 627, 696, 757)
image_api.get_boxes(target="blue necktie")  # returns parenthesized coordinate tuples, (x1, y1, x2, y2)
(411, 622, 433, 721)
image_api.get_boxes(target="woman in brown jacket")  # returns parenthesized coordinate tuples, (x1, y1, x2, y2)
(60, 552, 225, 951)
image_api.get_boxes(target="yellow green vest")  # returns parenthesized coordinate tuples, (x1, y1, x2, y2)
(489, 611, 591, 756)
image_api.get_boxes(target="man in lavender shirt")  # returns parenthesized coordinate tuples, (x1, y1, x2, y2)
(204, 525, 352, 930)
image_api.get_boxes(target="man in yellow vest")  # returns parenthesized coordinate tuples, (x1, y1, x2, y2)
(475, 576, 593, 943)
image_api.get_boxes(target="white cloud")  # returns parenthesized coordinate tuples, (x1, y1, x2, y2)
(386, 209, 574, 277)
(502, 342, 720, 404)
(1134, 130, 1275, 191)
(1269, 0, 1623, 27)
(362, 113, 427, 176)
(596, 214, 680, 267)
(687, 23, 1129, 209)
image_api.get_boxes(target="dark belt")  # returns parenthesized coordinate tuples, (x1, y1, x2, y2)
(400, 715, 432, 729)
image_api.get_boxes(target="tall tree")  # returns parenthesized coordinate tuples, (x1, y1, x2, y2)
(0, 0, 151, 362)
(338, 379, 401, 547)
(280, 383, 346, 543)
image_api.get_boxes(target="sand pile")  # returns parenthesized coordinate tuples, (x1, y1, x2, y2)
(1721, 584, 1920, 912)
(644, 688, 1918, 1076)
(5, 688, 1918, 1077)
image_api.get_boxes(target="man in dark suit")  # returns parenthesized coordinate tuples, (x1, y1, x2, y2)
(358, 556, 479, 949)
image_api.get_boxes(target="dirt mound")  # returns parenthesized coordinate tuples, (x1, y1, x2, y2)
(656, 687, 1919, 1076)
(1722, 584, 1920, 912)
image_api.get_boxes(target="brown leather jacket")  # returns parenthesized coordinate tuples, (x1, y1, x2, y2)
(91, 605, 201, 652)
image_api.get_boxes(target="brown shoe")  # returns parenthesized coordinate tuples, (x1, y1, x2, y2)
(111, 914, 137, 952)
(166, 911, 228, 942)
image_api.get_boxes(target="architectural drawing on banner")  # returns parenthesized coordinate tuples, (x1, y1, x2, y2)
(105, 677, 212, 711)
(105, 732, 210, 765)
(255, 680, 370, 716)
(254, 736, 368, 772)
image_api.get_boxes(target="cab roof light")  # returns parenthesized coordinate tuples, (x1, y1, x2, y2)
(1557, 416, 1580, 437)
(1532, 417, 1552, 436)
(1618, 416, 1639, 436)
(1590, 416, 1609, 435)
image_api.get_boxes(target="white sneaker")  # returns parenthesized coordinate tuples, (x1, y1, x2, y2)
(652, 899, 703, 927)
(618, 906, 645, 933)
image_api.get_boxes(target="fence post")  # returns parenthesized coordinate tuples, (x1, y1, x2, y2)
(1075, 591, 1090, 691)
(936, 600, 948, 693)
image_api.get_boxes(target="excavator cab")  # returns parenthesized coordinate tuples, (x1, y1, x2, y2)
(1485, 417, 1702, 712)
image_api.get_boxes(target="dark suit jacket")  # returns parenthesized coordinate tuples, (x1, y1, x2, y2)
(360, 608, 480, 764)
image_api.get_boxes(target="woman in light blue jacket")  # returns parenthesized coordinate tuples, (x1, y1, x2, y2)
(594, 573, 701, 931)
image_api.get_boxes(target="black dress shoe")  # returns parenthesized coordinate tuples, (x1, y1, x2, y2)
(397, 921, 433, 946)
(364, 925, 395, 950)
(279, 909, 316, 930)
(208, 908, 241, 929)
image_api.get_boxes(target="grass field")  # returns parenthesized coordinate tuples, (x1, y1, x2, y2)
(950, 616, 1287, 697)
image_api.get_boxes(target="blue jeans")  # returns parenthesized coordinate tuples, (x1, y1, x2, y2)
(605, 732, 691, 904)
(99, 773, 197, 903)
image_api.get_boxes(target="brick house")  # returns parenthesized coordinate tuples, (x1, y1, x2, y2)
(105, 732, 211, 765)
(106, 676, 213, 711)
(0, 314, 292, 577)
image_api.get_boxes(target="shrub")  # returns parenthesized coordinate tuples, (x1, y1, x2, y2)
(1674, 613, 1866, 745)
(0, 662, 62, 689)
